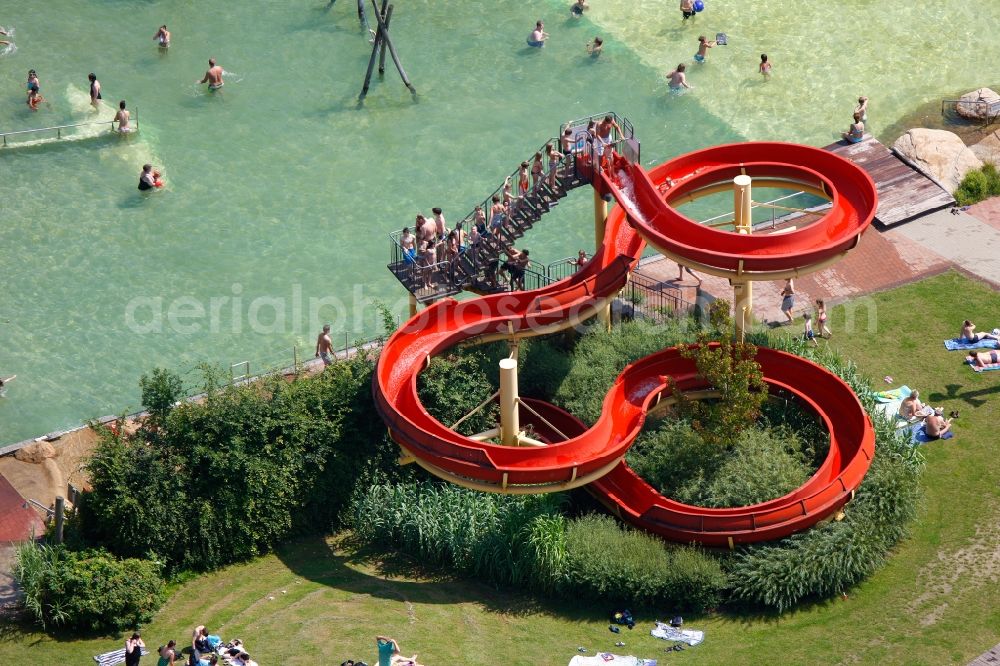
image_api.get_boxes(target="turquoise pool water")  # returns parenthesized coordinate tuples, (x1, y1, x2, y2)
(2, 1, 999, 443)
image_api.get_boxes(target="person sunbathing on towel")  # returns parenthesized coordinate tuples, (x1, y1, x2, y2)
(924, 410, 952, 439)
(898, 390, 930, 421)
(376, 636, 424, 666)
(960, 319, 1000, 343)
(967, 350, 999, 367)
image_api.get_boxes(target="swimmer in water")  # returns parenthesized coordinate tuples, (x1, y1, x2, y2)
(88, 73, 102, 107)
(138, 164, 164, 191)
(571, 0, 588, 17)
(154, 25, 170, 47)
(759, 53, 772, 79)
(114, 100, 133, 133)
(694, 35, 715, 63)
(855, 95, 869, 122)
(26, 69, 39, 99)
(0, 375, 15, 397)
(197, 58, 224, 90)
(587, 36, 603, 56)
(666, 63, 693, 90)
(528, 21, 549, 47)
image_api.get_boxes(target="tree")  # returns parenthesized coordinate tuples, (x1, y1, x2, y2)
(670, 300, 767, 449)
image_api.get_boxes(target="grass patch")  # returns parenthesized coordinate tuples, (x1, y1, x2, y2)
(3, 271, 1000, 664)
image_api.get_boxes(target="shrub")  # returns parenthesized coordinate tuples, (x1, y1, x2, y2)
(79, 355, 403, 572)
(553, 318, 694, 423)
(353, 482, 566, 592)
(954, 164, 1000, 207)
(562, 514, 725, 610)
(15, 544, 164, 632)
(418, 351, 500, 436)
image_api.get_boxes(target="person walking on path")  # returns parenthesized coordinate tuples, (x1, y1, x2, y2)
(316, 324, 334, 366)
(780, 278, 795, 323)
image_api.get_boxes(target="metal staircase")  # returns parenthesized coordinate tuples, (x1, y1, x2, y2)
(385, 113, 636, 303)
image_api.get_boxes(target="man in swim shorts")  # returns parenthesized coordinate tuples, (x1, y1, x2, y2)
(595, 115, 622, 159)
(528, 21, 549, 47)
(967, 350, 999, 367)
(680, 0, 696, 20)
(315, 324, 334, 366)
(197, 58, 224, 90)
(666, 64, 693, 90)
(571, 0, 588, 17)
(114, 100, 133, 133)
(960, 319, 1000, 343)
(694, 35, 715, 63)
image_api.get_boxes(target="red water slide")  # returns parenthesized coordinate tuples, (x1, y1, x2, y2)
(373, 141, 878, 543)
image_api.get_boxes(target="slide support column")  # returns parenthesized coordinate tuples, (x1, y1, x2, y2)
(499, 358, 520, 446)
(408, 293, 418, 318)
(733, 175, 753, 342)
(594, 188, 611, 330)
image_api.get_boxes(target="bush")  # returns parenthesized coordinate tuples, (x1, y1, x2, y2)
(15, 544, 164, 632)
(79, 355, 405, 573)
(417, 350, 500, 436)
(955, 164, 1000, 206)
(353, 482, 566, 592)
(553, 318, 694, 423)
(562, 514, 725, 610)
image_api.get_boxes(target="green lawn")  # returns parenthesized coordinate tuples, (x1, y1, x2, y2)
(3, 271, 999, 665)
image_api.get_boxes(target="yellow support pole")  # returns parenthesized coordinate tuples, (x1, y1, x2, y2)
(498, 358, 520, 447)
(594, 188, 611, 330)
(733, 175, 753, 342)
(408, 293, 418, 318)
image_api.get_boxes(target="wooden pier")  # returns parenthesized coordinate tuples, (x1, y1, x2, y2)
(824, 137, 955, 227)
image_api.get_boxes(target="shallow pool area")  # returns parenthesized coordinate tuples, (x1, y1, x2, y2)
(2, 0, 999, 443)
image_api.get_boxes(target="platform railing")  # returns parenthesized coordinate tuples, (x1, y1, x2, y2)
(941, 97, 1000, 127)
(0, 107, 140, 146)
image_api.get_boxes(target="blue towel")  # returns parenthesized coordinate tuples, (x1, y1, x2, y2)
(944, 338, 999, 351)
(907, 422, 954, 445)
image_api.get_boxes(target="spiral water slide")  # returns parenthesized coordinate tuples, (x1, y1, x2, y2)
(373, 141, 878, 545)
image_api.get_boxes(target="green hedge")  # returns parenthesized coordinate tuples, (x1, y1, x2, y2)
(79, 355, 408, 573)
(955, 163, 1000, 206)
(352, 483, 726, 610)
(14, 544, 165, 632)
(562, 514, 726, 610)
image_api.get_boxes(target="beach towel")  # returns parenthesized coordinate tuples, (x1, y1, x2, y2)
(874, 400, 914, 429)
(874, 386, 912, 403)
(905, 422, 954, 445)
(944, 338, 999, 351)
(568, 654, 656, 666)
(971, 361, 1000, 372)
(94, 648, 150, 666)
(651, 621, 704, 646)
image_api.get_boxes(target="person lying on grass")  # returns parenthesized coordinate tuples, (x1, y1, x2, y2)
(966, 350, 999, 367)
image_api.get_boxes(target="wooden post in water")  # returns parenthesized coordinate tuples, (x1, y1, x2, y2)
(378, 4, 394, 76)
(367, 0, 415, 94)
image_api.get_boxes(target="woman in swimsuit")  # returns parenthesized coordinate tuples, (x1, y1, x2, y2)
(842, 112, 865, 143)
(114, 100, 133, 133)
(545, 142, 564, 187)
(815, 299, 832, 338)
(88, 73, 102, 107)
(530, 152, 544, 190)
(517, 162, 530, 197)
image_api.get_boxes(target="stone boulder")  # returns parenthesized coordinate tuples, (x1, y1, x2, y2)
(14, 441, 57, 464)
(956, 88, 1000, 121)
(892, 128, 983, 193)
(971, 132, 1000, 165)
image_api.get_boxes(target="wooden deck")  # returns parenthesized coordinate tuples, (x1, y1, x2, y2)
(824, 137, 955, 227)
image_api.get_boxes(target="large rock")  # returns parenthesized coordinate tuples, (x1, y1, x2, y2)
(892, 128, 983, 193)
(14, 441, 57, 464)
(971, 132, 1000, 164)
(956, 88, 1000, 121)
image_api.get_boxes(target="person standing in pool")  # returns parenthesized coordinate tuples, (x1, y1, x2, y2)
(587, 36, 603, 56)
(666, 64, 693, 91)
(680, 0, 696, 20)
(114, 100, 133, 133)
(154, 25, 170, 47)
(26, 69, 39, 99)
(571, 0, 588, 18)
(138, 164, 163, 191)
(694, 35, 715, 63)
(528, 21, 549, 47)
(855, 95, 869, 122)
(88, 73, 102, 107)
(759, 53, 772, 79)
(197, 58, 224, 90)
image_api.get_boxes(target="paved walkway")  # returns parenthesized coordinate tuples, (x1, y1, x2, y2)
(969, 643, 1000, 666)
(892, 209, 1000, 286)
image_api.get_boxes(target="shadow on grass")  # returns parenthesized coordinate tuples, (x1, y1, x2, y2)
(929, 382, 1000, 408)
(275, 533, 604, 621)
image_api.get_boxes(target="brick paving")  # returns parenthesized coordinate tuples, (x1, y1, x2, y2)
(633, 222, 955, 325)
(968, 196, 1000, 232)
